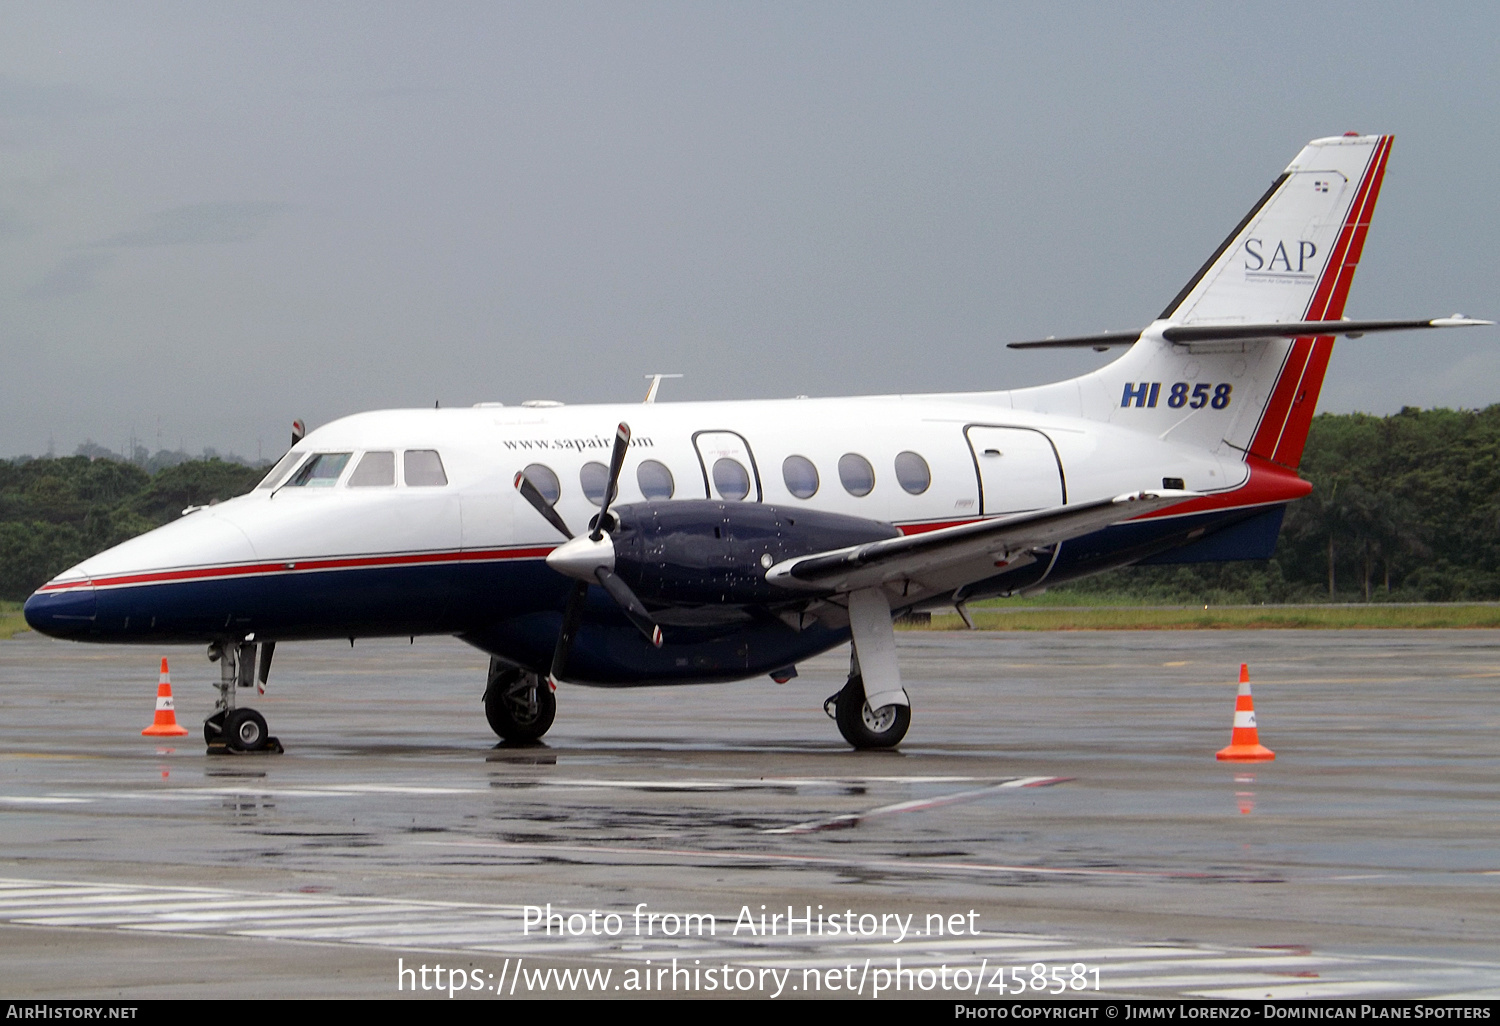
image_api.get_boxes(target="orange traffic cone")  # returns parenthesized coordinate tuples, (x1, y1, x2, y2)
(1216, 663, 1274, 762)
(142, 657, 190, 737)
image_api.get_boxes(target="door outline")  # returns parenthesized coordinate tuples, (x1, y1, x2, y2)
(691, 430, 763, 502)
(963, 424, 1067, 514)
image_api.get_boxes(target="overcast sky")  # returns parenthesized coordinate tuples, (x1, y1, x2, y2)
(2, 2, 1496, 461)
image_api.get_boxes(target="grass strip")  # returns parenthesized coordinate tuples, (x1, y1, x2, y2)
(0, 601, 26, 640)
(5, 599, 1498, 640)
(905, 604, 1500, 631)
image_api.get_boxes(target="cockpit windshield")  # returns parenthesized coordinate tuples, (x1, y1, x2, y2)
(257, 450, 306, 489)
(284, 452, 352, 488)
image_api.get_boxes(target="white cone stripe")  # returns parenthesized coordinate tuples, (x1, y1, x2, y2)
(1233, 711, 1256, 728)
(155, 696, 175, 710)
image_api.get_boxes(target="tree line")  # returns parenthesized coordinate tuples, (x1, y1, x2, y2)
(0, 456, 264, 601)
(1062, 406, 1500, 604)
(4, 406, 1500, 604)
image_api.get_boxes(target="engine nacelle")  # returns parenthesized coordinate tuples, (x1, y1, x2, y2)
(609, 501, 898, 606)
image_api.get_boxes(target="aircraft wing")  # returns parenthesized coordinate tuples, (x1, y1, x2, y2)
(765, 489, 1199, 596)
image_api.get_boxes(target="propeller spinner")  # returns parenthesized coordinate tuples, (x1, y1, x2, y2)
(514, 422, 663, 685)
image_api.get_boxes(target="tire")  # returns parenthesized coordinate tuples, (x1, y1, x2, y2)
(834, 677, 910, 749)
(223, 708, 269, 752)
(484, 666, 556, 743)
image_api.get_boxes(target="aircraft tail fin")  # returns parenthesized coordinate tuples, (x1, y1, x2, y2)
(1160, 133, 1392, 327)
(1013, 134, 1394, 470)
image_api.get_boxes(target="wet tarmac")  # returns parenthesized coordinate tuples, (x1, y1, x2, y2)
(0, 628, 1497, 999)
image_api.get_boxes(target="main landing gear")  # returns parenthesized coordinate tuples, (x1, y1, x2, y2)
(204, 640, 283, 754)
(484, 658, 556, 744)
(825, 674, 911, 749)
(823, 588, 912, 749)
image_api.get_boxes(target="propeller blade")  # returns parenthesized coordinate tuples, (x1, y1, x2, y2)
(591, 422, 631, 542)
(595, 566, 664, 648)
(548, 580, 589, 685)
(515, 471, 574, 540)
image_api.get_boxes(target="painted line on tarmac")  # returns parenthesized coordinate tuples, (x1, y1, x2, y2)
(764, 776, 1071, 834)
(1190, 980, 1418, 999)
(0, 775, 1033, 805)
(415, 837, 1247, 881)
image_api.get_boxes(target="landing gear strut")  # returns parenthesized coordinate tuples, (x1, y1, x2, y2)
(484, 658, 556, 743)
(205, 640, 282, 754)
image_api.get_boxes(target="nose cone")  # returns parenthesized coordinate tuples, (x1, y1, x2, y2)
(545, 534, 615, 581)
(23, 575, 97, 639)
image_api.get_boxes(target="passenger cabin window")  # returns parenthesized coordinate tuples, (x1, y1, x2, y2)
(580, 461, 610, 506)
(637, 459, 674, 500)
(285, 452, 351, 488)
(894, 451, 931, 494)
(348, 451, 395, 487)
(403, 450, 448, 487)
(522, 463, 561, 504)
(258, 450, 305, 489)
(838, 453, 875, 497)
(713, 458, 751, 501)
(782, 455, 819, 499)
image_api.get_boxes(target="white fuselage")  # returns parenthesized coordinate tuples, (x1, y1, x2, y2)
(60, 391, 1246, 588)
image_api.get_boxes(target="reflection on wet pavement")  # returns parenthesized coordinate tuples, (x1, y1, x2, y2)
(1, 629, 1498, 997)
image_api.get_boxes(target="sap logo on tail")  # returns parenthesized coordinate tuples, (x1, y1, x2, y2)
(1244, 239, 1317, 274)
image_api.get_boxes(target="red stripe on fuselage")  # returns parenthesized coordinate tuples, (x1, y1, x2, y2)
(37, 545, 558, 593)
(897, 517, 983, 536)
(1133, 456, 1311, 520)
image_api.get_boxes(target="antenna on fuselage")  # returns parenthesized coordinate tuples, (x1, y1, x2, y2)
(643, 373, 683, 404)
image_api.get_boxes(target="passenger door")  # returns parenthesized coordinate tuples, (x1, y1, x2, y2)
(965, 426, 1065, 515)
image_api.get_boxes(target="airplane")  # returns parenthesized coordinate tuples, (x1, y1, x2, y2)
(22, 133, 1490, 752)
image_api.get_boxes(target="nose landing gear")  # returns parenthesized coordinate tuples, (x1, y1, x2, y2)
(205, 640, 283, 754)
(484, 658, 556, 743)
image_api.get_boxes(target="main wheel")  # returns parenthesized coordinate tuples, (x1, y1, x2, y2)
(223, 708, 269, 752)
(834, 677, 910, 749)
(484, 665, 556, 743)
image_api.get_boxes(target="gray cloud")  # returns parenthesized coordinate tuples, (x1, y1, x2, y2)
(0, 74, 104, 120)
(101, 202, 285, 247)
(26, 252, 115, 298)
(0, 208, 31, 238)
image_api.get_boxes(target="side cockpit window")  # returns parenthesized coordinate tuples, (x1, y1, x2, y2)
(348, 451, 396, 487)
(285, 452, 351, 488)
(404, 450, 448, 487)
(257, 450, 306, 489)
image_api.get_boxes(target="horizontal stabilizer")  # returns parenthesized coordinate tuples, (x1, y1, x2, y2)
(1007, 316, 1492, 350)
